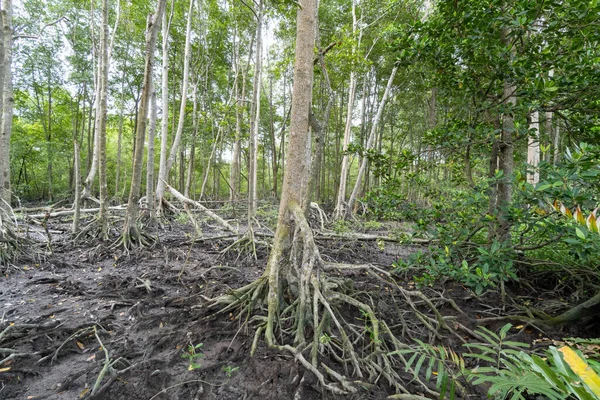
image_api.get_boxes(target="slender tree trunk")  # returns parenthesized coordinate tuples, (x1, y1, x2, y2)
(0, 0, 12, 211)
(527, 110, 540, 185)
(156, 0, 192, 209)
(185, 82, 198, 198)
(97, 0, 110, 238)
(347, 65, 398, 215)
(156, 3, 172, 208)
(310, 53, 334, 202)
(72, 140, 81, 233)
(146, 79, 157, 217)
(122, 0, 166, 247)
(553, 123, 560, 164)
(248, 0, 263, 224)
(115, 68, 127, 198)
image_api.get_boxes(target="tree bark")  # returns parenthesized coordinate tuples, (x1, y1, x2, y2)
(527, 110, 540, 185)
(122, 0, 166, 247)
(248, 0, 263, 223)
(146, 79, 158, 217)
(96, 0, 110, 238)
(264, 0, 317, 345)
(156, 0, 192, 209)
(0, 0, 12, 211)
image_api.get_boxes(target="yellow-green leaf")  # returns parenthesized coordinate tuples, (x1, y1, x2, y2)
(587, 213, 598, 233)
(576, 228, 586, 240)
(574, 206, 586, 225)
(559, 346, 600, 395)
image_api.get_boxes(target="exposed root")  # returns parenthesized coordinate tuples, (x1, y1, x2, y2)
(111, 224, 156, 253)
(0, 204, 31, 268)
(74, 215, 110, 242)
(220, 226, 269, 261)
(206, 203, 446, 395)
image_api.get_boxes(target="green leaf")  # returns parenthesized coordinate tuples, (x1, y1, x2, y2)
(576, 227, 586, 240)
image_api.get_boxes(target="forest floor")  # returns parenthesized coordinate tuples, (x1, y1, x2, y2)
(0, 208, 591, 400)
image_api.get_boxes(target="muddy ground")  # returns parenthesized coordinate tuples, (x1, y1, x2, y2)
(0, 211, 592, 400)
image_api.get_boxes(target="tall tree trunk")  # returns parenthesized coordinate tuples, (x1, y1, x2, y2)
(248, 0, 263, 224)
(96, 0, 110, 238)
(122, 0, 166, 247)
(185, 82, 199, 198)
(0, 0, 12, 211)
(495, 29, 516, 243)
(114, 68, 127, 198)
(156, 2, 172, 208)
(334, 0, 359, 219)
(146, 79, 158, 217)
(347, 65, 398, 216)
(156, 0, 192, 209)
(264, 0, 317, 345)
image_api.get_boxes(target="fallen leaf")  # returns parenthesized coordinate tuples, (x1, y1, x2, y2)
(515, 325, 524, 329)
(79, 388, 89, 398)
(49, 315, 55, 319)
(97, 267, 102, 272)
(76, 341, 85, 350)
(159, 322, 164, 328)
(87, 354, 96, 361)
(0, 367, 11, 372)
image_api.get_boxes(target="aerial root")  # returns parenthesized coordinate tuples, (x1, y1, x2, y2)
(74, 215, 109, 242)
(0, 206, 31, 267)
(111, 224, 156, 253)
(220, 227, 268, 260)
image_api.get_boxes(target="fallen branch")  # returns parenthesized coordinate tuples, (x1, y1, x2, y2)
(163, 181, 238, 234)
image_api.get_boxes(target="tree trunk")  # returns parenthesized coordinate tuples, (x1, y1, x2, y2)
(155, 3, 172, 208)
(0, 0, 12, 211)
(146, 79, 158, 217)
(114, 68, 127, 198)
(264, 0, 317, 344)
(156, 0, 192, 209)
(122, 0, 166, 248)
(248, 0, 263, 224)
(347, 65, 398, 216)
(185, 82, 198, 198)
(496, 29, 516, 243)
(527, 110, 540, 185)
(96, 0, 110, 239)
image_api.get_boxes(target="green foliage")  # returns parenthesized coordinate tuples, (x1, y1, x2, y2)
(392, 324, 600, 399)
(222, 364, 239, 378)
(394, 240, 515, 296)
(388, 339, 464, 399)
(181, 343, 204, 371)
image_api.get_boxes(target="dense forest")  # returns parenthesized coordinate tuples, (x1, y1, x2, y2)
(1, 0, 600, 398)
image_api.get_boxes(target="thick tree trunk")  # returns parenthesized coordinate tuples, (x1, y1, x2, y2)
(264, 0, 317, 345)
(347, 65, 398, 216)
(122, 0, 166, 248)
(156, 0, 192, 209)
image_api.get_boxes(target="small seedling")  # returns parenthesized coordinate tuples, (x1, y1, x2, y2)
(181, 343, 204, 370)
(222, 365, 239, 378)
